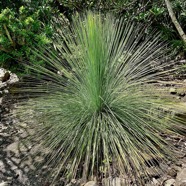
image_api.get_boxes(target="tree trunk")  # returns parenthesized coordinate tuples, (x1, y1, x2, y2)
(165, 0, 186, 43)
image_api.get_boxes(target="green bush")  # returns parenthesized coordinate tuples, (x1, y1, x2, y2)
(1, 0, 186, 75)
(0, 4, 55, 74)
(14, 12, 186, 184)
(57, 0, 186, 55)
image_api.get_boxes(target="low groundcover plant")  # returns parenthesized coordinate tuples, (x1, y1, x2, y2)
(13, 12, 186, 185)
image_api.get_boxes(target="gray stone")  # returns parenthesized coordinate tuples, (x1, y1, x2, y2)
(2, 71, 10, 82)
(0, 182, 8, 186)
(175, 168, 186, 186)
(182, 164, 186, 168)
(0, 82, 7, 90)
(178, 92, 185, 97)
(57, 70, 63, 76)
(164, 179, 175, 186)
(112, 177, 126, 186)
(169, 88, 177, 94)
(70, 179, 77, 185)
(5, 141, 19, 155)
(102, 177, 127, 186)
(0, 97, 3, 105)
(0, 68, 7, 80)
(3, 89, 9, 94)
(0, 160, 5, 173)
(172, 166, 182, 172)
(84, 181, 98, 186)
(66, 184, 72, 186)
(7, 73, 19, 85)
(0, 68, 11, 82)
(167, 167, 177, 177)
(152, 178, 159, 185)
(0, 69, 18, 90)
(70, 179, 80, 186)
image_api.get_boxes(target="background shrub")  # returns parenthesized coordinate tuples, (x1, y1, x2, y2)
(0, 0, 186, 75)
(0, 0, 59, 74)
(57, 0, 186, 54)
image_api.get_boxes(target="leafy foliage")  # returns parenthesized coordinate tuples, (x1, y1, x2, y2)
(57, 0, 186, 55)
(1, 0, 186, 75)
(14, 12, 186, 185)
(0, 2, 57, 74)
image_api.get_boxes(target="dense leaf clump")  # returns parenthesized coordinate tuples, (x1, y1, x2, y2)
(0, 3, 61, 74)
(1, 0, 186, 76)
(57, 0, 186, 53)
(14, 12, 186, 185)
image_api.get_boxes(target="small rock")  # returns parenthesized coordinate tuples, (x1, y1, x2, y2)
(6, 141, 19, 155)
(0, 182, 8, 186)
(175, 168, 186, 186)
(18, 122, 28, 128)
(6, 177, 12, 181)
(102, 177, 127, 186)
(173, 166, 182, 171)
(152, 177, 159, 185)
(0, 82, 7, 90)
(176, 161, 183, 167)
(84, 181, 98, 186)
(57, 70, 63, 76)
(2, 71, 10, 82)
(3, 89, 9, 94)
(112, 177, 126, 186)
(0, 68, 5, 77)
(66, 184, 72, 186)
(0, 68, 8, 80)
(70, 179, 80, 186)
(7, 73, 19, 85)
(164, 179, 175, 186)
(71, 179, 77, 184)
(0, 97, 3, 105)
(169, 88, 177, 94)
(0, 160, 5, 173)
(167, 167, 177, 177)
(182, 164, 186, 168)
(178, 92, 185, 97)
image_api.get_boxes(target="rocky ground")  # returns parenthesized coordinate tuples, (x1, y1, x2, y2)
(0, 68, 186, 186)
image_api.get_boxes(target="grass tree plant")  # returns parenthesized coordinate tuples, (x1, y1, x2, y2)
(13, 12, 186, 185)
